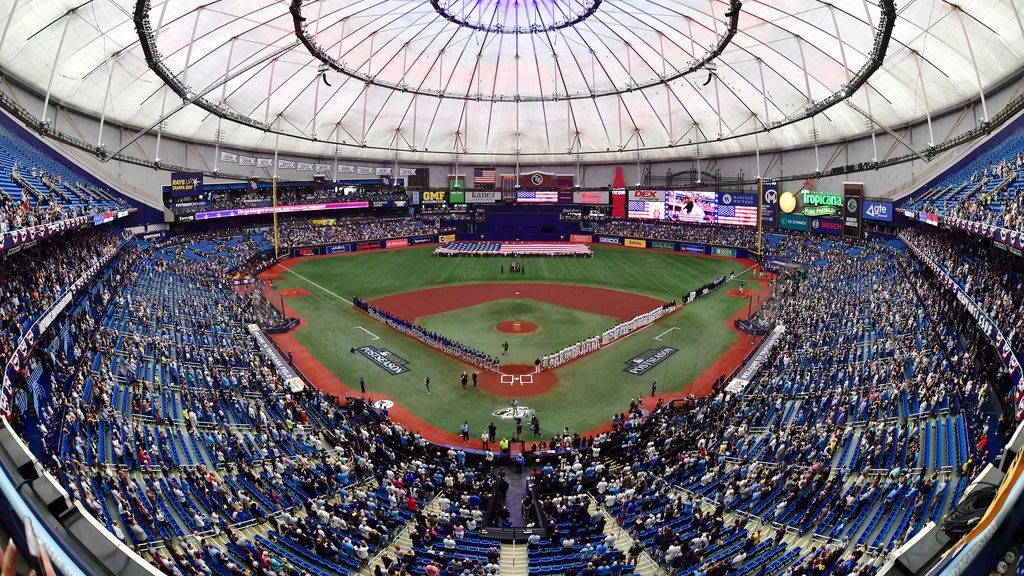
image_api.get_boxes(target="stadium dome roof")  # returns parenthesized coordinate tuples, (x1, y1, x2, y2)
(2, 0, 1023, 163)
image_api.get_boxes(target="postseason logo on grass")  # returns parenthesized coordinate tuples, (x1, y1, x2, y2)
(624, 347, 678, 375)
(357, 346, 410, 375)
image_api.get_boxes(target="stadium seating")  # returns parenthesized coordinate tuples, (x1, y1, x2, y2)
(0, 122, 127, 232)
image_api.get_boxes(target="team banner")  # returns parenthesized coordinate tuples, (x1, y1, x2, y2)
(942, 215, 1024, 251)
(3, 214, 93, 252)
(465, 190, 502, 203)
(519, 171, 574, 189)
(573, 190, 609, 205)
(843, 182, 864, 239)
(624, 238, 647, 248)
(863, 201, 893, 222)
(761, 181, 779, 227)
(169, 172, 203, 198)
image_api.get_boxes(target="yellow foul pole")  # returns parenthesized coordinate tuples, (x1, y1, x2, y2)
(272, 177, 279, 260)
(757, 178, 763, 260)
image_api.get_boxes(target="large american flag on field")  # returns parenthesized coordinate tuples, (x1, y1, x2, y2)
(628, 200, 665, 220)
(517, 190, 559, 203)
(474, 167, 496, 188)
(716, 205, 758, 226)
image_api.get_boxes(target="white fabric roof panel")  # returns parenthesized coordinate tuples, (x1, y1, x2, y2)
(1, 0, 1022, 163)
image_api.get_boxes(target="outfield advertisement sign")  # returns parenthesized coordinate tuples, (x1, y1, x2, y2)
(597, 236, 621, 245)
(810, 217, 843, 236)
(863, 201, 893, 222)
(439, 234, 457, 244)
(386, 238, 410, 248)
(326, 244, 352, 254)
(570, 234, 593, 243)
(357, 241, 382, 251)
(651, 240, 676, 251)
(624, 347, 678, 375)
(681, 243, 707, 255)
(624, 238, 647, 248)
(357, 346, 410, 375)
(711, 246, 737, 258)
(410, 236, 435, 244)
(294, 247, 323, 257)
(779, 213, 808, 232)
(465, 191, 503, 203)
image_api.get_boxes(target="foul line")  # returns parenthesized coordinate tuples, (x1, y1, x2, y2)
(354, 326, 380, 340)
(281, 266, 353, 304)
(653, 327, 679, 341)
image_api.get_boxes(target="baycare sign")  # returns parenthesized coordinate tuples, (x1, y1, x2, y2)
(421, 190, 448, 204)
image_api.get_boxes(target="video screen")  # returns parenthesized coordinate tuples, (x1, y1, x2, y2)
(665, 191, 717, 224)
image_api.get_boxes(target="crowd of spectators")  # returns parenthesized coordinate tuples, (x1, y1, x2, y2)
(281, 216, 445, 247)
(909, 152, 1024, 233)
(170, 187, 407, 216)
(900, 227, 1024, 360)
(593, 220, 757, 249)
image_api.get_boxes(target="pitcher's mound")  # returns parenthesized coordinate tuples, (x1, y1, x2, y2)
(496, 320, 538, 334)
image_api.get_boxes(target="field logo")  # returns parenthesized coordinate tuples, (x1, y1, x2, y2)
(624, 347, 677, 375)
(492, 405, 536, 419)
(357, 346, 410, 375)
(625, 238, 647, 248)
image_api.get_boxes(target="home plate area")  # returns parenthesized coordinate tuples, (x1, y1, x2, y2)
(500, 373, 534, 386)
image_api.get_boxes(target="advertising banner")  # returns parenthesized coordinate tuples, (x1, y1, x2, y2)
(169, 172, 203, 198)
(573, 190, 609, 205)
(681, 243, 707, 254)
(810, 216, 843, 236)
(439, 234, 457, 244)
(465, 190, 503, 203)
(863, 201, 893, 222)
(195, 201, 370, 220)
(779, 213, 809, 232)
(448, 189, 465, 204)
(519, 171, 574, 189)
(294, 247, 322, 257)
(843, 182, 864, 239)
(357, 241, 382, 251)
(711, 246, 738, 258)
(624, 238, 647, 248)
(761, 180, 778, 227)
(386, 238, 410, 248)
(570, 234, 593, 243)
(420, 190, 448, 204)
(628, 190, 666, 202)
(651, 240, 676, 251)
(326, 244, 352, 254)
(611, 189, 627, 218)
(597, 236, 622, 245)
(410, 236, 435, 244)
(716, 192, 759, 226)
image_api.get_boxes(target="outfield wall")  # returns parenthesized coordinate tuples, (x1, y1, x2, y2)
(283, 233, 758, 260)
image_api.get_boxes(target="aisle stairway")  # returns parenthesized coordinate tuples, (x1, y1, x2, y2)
(500, 541, 529, 576)
(586, 496, 664, 576)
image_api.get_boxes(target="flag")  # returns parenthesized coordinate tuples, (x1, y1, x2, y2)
(474, 167, 496, 188)
(517, 190, 559, 203)
(628, 200, 665, 220)
(716, 205, 758, 226)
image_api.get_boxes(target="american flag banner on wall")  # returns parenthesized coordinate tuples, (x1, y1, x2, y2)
(716, 205, 758, 226)
(517, 190, 560, 203)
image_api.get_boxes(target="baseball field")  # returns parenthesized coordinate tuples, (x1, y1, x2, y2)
(262, 244, 767, 446)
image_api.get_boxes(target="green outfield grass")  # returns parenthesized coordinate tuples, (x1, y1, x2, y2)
(417, 299, 618, 365)
(274, 245, 754, 440)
